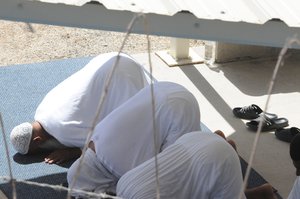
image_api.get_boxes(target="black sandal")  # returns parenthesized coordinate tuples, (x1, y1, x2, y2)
(233, 104, 277, 120)
(275, 127, 300, 143)
(246, 116, 289, 132)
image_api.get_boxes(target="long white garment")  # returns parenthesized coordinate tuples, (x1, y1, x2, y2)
(67, 148, 118, 197)
(117, 132, 246, 199)
(288, 176, 300, 199)
(91, 81, 201, 178)
(34, 52, 148, 147)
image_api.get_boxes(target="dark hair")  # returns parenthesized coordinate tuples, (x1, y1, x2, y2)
(290, 134, 300, 161)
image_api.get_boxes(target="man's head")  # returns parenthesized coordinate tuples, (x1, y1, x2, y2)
(10, 121, 48, 154)
(10, 122, 33, 154)
(290, 133, 300, 176)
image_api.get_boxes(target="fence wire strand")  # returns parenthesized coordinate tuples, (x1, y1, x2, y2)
(67, 13, 146, 199)
(1, 15, 300, 199)
(0, 113, 17, 199)
(239, 34, 300, 199)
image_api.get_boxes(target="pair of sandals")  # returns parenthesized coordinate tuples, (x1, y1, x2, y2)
(233, 104, 299, 142)
(233, 104, 288, 131)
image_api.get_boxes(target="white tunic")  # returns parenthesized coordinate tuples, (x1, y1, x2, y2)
(288, 176, 300, 199)
(34, 52, 148, 147)
(117, 132, 246, 199)
(67, 148, 118, 197)
(91, 81, 201, 178)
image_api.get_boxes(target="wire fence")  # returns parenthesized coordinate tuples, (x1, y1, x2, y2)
(1, 12, 299, 199)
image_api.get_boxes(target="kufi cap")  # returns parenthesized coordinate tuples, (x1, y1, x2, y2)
(10, 122, 33, 154)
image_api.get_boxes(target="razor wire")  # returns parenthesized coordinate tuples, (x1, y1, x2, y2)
(0, 13, 299, 199)
(0, 13, 156, 199)
(0, 113, 17, 199)
(66, 12, 161, 199)
(239, 35, 300, 199)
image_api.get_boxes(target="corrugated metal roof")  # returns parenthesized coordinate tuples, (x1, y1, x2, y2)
(33, 0, 300, 27)
(2, 0, 300, 48)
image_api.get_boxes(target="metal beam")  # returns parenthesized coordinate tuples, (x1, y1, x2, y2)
(1, 0, 300, 48)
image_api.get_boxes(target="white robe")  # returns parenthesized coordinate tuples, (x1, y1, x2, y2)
(91, 81, 201, 178)
(288, 176, 300, 199)
(67, 148, 118, 197)
(117, 132, 246, 199)
(34, 52, 148, 147)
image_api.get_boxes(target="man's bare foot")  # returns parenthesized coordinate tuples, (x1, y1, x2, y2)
(227, 139, 237, 151)
(214, 130, 237, 151)
(214, 130, 226, 139)
(44, 148, 81, 164)
(245, 183, 277, 199)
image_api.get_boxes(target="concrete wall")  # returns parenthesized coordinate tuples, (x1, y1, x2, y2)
(206, 42, 281, 63)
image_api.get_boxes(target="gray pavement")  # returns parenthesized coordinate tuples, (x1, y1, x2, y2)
(132, 48, 300, 198)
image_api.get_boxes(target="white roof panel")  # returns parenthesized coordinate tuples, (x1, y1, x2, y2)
(2, 0, 300, 48)
(32, 0, 300, 27)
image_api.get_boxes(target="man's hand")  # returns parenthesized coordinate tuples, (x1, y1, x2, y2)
(44, 148, 81, 164)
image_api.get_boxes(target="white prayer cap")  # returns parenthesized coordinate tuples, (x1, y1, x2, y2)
(10, 122, 33, 154)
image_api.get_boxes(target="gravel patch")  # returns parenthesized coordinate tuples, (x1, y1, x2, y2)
(0, 20, 204, 66)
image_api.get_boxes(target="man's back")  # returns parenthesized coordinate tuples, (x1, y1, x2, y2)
(92, 81, 201, 178)
(34, 52, 148, 147)
(117, 132, 246, 199)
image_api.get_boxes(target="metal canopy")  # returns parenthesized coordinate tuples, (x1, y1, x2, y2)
(1, 0, 300, 48)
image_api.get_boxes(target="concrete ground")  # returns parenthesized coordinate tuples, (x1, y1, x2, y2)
(132, 47, 299, 198)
